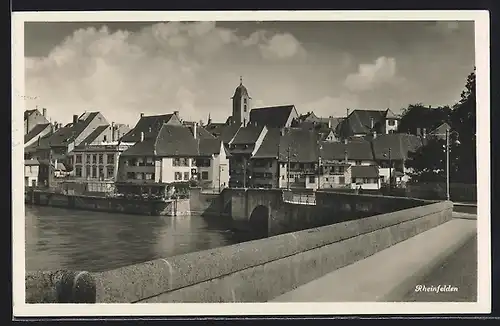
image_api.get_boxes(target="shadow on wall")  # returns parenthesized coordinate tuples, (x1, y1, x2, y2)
(249, 205, 269, 238)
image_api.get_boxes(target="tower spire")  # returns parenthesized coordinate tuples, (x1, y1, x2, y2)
(240, 75, 243, 85)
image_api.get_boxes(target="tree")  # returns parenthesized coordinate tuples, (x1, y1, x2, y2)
(397, 103, 452, 135)
(450, 69, 476, 183)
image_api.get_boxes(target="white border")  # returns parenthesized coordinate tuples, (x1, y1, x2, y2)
(12, 10, 491, 317)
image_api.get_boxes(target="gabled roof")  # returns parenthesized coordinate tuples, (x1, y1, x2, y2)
(278, 128, 320, 163)
(342, 109, 387, 135)
(351, 165, 379, 178)
(429, 122, 451, 135)
(77, 125, 110, 147)
(371, 133, 423, 161)
(71, 112, 101, 140)
(384, 108, 399, 119)
(120, 114, 177, 143)
(249, 105, 297, 128)
(231, 125, 265, 145)
(42, 123, 75, 147)
(25, 133, 52, 152)
(122, 124, 224, 158)
(250, 128, 280, 159)
(24, 123, 50, 144)
(187, 125, 216, 140)
(319, 141, 374, 161)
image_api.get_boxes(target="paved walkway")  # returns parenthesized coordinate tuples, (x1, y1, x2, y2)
(270, 214, 477, 302)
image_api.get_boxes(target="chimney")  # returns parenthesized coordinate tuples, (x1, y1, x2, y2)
(370, 117, 374, 129)
(344, 150, 348, 163)
(174, 111, 179, 118)
(42, 108, 47, 117)
(193, 123, 197, 139)
(346, 108, 350, 117)
(328, 116, 332, 129)
(140, 131, 144, 142)
(422, 128, 427, 139)
(111, 122, 115, 142)
(73, 114, 78, 124)
(140, 112, 144, 118)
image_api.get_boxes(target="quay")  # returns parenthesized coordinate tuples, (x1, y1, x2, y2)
(25, 189, 477, 303)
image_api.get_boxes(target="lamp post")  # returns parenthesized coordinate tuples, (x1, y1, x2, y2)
(317, 142, 322, 190)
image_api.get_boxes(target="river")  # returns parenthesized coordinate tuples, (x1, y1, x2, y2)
(25, 205, 258, 272)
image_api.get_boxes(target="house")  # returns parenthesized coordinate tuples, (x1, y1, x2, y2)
(370, 133, 423, 185)
(24, 112, 110, 188)
(24, 108, 49, 135)
(249, 104, 299, 129)
(24, 159, 40, 188)
(318, 140, 376, 189)
(427, 122, 451, 141)
(250, 128, 282, 188)
(119, 112, 182, 144)
(227, 125, 268, 188)
(338, 108, 400, 139)
(350, 165, 381, 190)
(116, 123, 229, 196)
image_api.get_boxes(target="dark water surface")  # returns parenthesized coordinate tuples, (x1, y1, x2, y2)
(25, 205, 256, 272)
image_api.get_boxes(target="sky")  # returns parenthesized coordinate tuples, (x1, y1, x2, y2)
(23, 20, 475, 127)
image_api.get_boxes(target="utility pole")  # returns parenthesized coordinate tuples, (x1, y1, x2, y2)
(388, 147, 392, 192)
(287, 145, 291, 190)
(243, 157, 246, 188)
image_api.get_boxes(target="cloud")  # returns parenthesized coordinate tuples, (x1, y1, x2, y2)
(343, 56, 405, 92)
(24, 22, 306, 125)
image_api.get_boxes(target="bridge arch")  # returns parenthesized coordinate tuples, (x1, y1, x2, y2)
(248, 205, 269, 237)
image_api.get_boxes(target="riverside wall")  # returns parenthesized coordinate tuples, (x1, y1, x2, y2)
(26, 200, 453, 303)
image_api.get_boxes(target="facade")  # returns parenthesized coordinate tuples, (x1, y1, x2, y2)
(227, 125, 268, 188)
(24, 159, 40, 188)
(71, 142, 130, 181)
(117, 123, 229, 196)
(350, 165, 381, 190)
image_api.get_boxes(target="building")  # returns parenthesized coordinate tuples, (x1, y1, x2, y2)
(230, 77, 252, 126)
(24, 159, 40, 188)
(24, 108, 49, 135)
(119, 111, 183, 144)
(116, 123, 229, 196)
(24, 112, 110, 187)
(338, 108, 400, 139)
(370, 133, 424, 185)
(427, 122, 451, 141)
(249, 104, 299, 129)
(227, 125, 268, 188)
(350, 165, 381, 190)
(248, 128, 281, 188)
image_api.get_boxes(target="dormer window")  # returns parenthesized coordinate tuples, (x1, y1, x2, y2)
(388, 119, 396, 126)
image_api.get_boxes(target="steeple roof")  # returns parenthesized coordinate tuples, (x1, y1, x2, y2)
(232, 76, 250, 98)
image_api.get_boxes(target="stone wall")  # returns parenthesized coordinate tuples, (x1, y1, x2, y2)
(25, 200, 453, 303)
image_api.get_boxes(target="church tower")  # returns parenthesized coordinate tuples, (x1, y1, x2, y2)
(231, 76, 251, 127)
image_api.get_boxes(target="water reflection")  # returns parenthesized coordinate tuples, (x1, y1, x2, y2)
(25, 205, 257, 272)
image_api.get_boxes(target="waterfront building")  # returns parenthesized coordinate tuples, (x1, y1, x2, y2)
(24, 108, 49, 137)
(116, 122, 230, 196)
(24, 159, 40, 188)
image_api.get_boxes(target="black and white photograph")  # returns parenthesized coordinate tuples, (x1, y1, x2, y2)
(12, 11, 490, 317)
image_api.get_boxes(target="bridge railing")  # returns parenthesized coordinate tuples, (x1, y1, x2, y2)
(283, 192, 316, 205)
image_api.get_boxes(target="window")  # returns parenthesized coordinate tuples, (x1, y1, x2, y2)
(107, 166, 114, 179)
(202, 171, 209, 180)
(75, 154, 82, 164)
(243, 104, 247, 112)
(98, 154, 104, 164)
(339, 176, 345, 184)
(103, 135, 107, 142)
(145, 173, 154, 180)
(388, 119, 396, 126)
(128, 158, 137, 166)
(85, 165, 91, 178)
(281, 175, 285, 180)
(325, 177, 329, 181)
(127, 172, 135, 179)
(75, 166, 82, 177)
(146, 157, 154, 166)
(173, 158, 189, 167)
(107, 154, 114, 164)
(309, 176, 315, 183)
(92, 155, 97, 164)
(244, 98, 247, 104)
(184, 172, 190, 180)
(355, 160, 362, 165)
(175, 172, 182, 180)
(136, 173, 143, 180)
(98, 167, 104, 179)
(92, 166, 97, 179)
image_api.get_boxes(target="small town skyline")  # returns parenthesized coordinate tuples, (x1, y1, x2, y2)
(23, 20, 475, 127)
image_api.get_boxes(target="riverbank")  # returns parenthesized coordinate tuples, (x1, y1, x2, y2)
(25, 189, 190, 216)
